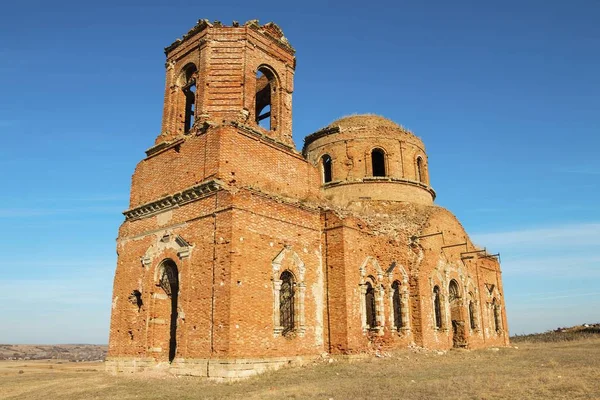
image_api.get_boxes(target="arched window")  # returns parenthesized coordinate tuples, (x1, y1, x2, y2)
(449, 280, 460, 302)
(371, 148, 386, 177)
(469, 300, 476, 330)
(158, 259, 179, 362)
(433, 285, 442, 329)
(180, 64, 197, 134)
(492, 298, 501, 332)
(255, 66, 278, 131)
(280, 271, 295, 335)
(365, 281, 377, 328)
(416, 156, 425, 183)
(392, 281, 402, 330)
(322, 154, 332, 183)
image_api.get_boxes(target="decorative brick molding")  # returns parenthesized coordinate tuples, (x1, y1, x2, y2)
(386, 263, 410, 333)
(324, 177, 436, 200)
(123, 179, 223, 221)
(271, 246, 306, 337)
(145, 138, 185, 158)
(359, 256, 385, 334)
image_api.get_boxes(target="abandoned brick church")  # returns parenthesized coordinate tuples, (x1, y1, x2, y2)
(106, 19, 509, 378)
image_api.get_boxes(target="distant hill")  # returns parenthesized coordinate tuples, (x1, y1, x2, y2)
(0, 344, 107, 361)
(511, 323, 600, 343)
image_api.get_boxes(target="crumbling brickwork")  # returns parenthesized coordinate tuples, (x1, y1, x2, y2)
(106, 19, 509, 379)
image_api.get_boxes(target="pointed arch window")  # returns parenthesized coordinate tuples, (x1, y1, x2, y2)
(272, 249, 306, 337)
(392, 281, 403, 330)
(371, 148, 386, 177)
(449, 280, 460, 302)
(322, 154, 333, 183)
(433, 285, 442, 329)
(365, 281, 377, 328)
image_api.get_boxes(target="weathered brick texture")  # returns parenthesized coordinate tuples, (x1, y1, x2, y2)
(107, 19, 509, 379)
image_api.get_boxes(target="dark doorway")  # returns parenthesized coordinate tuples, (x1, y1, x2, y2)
(159, 260, 179, 362)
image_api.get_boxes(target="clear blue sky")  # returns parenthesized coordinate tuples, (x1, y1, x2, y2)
(0, 0, 598, 344)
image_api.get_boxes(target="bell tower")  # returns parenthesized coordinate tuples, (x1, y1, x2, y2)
(158, 19, 296, 147)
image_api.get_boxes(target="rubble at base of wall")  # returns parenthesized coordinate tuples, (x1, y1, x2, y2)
(104, 355, 313, 380)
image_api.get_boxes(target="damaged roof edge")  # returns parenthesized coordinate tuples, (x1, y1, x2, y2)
(164, 19, 295, 55)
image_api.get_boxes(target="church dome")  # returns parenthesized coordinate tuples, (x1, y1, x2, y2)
(327, 114, 410, 131)
(304, 114, 424, 150)
(303, 114, 435, 206)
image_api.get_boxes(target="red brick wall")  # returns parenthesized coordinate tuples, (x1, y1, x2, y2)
(159, 22, 295, 147)
(218, 126, 321, 202)
(108, 22, 509, 367)
(226, 190, 324, 358)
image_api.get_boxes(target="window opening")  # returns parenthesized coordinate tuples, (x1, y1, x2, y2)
(416, 156, 424, 183)
(183, 83, 196, 133)
(181, 65, 197, 134)
(128, 290, 143, 311)
(365, 282, 377, 328)
(255, 69, 272, 130)
(322, 154, 332, 183)
(371, 148, 386, 176)
(469, 300, 476, 330)
(280, 271, 295, 335)
(449, 280, 460, 302)
(392, 281, 402, 330)
(493, 299, 501, 332)
(433, 285, 442, 329)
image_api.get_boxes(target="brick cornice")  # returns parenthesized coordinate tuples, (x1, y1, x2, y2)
(144, 138, 185, 159)
(124, 179, 223, 221)
(302, 126, 340, 154)
(324, 177, 437, 200)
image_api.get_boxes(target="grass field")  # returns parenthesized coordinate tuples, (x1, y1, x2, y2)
(1, 338, 599, 399)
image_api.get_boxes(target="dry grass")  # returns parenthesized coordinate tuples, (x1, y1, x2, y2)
(1, 338, 600, 400)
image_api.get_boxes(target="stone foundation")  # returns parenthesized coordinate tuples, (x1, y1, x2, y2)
(105, 355, 314, 380)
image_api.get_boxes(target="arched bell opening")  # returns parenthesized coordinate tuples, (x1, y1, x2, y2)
(255, 66, 280, 131)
